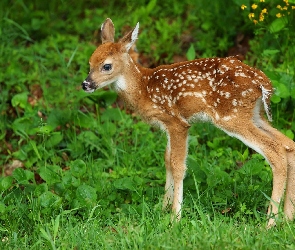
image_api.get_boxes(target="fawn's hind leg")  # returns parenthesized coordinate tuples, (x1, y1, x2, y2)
(284, 149, 295, 221)
(218, 117, 288, 227)
(255, 117, 295, 222)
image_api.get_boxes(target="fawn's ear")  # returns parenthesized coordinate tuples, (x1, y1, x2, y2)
(101, 18, 115, 43)
(119, 22, 139, 52)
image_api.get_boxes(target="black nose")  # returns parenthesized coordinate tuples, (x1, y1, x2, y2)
(82, 81, 88, 90)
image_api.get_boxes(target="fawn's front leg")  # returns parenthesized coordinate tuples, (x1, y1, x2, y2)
(164, 124, 189, 220)
(163, 146, 174, 209)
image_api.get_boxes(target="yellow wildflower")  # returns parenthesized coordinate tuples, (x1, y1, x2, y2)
(276, 13, 282, 18)
(241, 4, 247, 10)
(253, 20, 258, 24)
(277, 5, 282, 10)
(259, 14, 264, 21)
(283, 6, 288, 10)
(260, 0, 265, 2)
(249, 13, 255, 19)
(292, 6, 295, 9)
(252, 4, 258, 9)
(261, 8, 267, 14)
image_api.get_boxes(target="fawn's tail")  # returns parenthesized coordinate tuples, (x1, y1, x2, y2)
(260, 84, 273, 122)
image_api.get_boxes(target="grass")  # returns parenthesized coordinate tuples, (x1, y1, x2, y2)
(0, 0, 295, 249)
(2, 202, 295, 249)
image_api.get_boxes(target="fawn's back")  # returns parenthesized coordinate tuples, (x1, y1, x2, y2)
(142, 56, 273, 124)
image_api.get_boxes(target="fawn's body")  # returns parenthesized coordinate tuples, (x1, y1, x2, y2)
(82, 18, 295, 227)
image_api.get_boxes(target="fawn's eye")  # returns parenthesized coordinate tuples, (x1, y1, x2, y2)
(102, 64, 112, 71)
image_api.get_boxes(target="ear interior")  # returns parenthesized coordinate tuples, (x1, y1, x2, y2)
(101, 18, 115, 43)
(119, 22, 139, 51)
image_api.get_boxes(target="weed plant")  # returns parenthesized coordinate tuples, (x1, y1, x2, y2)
(0, 0, 295, 249)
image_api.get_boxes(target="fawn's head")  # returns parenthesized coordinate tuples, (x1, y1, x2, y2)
(82, 18, 139, 93)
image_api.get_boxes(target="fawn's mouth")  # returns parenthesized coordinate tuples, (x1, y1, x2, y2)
(81, 80, 96, 93)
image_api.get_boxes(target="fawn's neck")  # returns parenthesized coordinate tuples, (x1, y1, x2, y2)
(113, 57, 152, 107)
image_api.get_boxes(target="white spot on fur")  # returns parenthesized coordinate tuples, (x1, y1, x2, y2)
(235, 72, 247, 77)
(222, 116, 232, 121)
(225, 92, 231, 98)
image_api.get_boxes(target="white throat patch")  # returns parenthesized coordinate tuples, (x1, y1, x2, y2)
(115, 75, 127, 91)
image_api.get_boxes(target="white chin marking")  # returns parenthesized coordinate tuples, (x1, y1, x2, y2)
(85, 88, 95, 93)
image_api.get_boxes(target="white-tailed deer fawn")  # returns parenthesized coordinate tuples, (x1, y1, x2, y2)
(82, 18, 295, 227)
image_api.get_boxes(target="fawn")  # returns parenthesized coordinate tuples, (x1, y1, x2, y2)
(82, 18, 295, 227)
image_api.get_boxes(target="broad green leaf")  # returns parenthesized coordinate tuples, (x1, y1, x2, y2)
(11, 92, 29, 109)
(47, 109, 72, 128)
(101, 122, 116, 136)
(186, 44, 196, 61)
(70, 159, 87, 177)
(61, 172, 72, 187)
(31, 125, 54, 136)
(0, 176, 13, 191)
(77, 131, 99, 142)
(34, 183, 48, 196)
(12, 168, 34, 184)
(74, 111, 97, 129)
(269, 18, 287, 33)
(70, 199, 81, 209)
(0, 202, 6, 214)
(39, 191, 62, 208)
(45, 132, 63, 148)
(11, 117, 32, 137)
(76, 185, 97, 205)
(270, 94, 281, 104)
(101, 108, 122, 122)
(53, 182, 65, 196)
(113, 177, 136, 191)
(275, 83, 290, 98)
(201, 21, 212, 31)
(39, 165, 61, 185)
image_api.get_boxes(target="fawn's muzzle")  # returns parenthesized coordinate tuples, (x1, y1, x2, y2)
(81, 77, 95, 93)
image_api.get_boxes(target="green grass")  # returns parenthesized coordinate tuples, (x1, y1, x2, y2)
(0, 0, 295, 249)
(2, 202, 295, 249)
